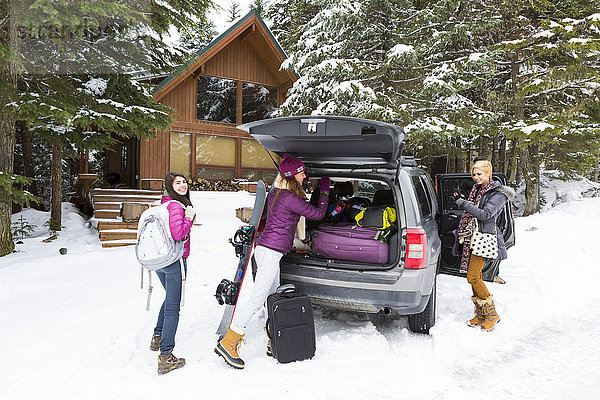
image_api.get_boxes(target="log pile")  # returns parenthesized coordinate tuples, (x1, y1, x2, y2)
(188, 178, 243, 192)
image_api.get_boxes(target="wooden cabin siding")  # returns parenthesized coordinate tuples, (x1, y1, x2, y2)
(202, 38, 279, 87)
(139, 131, 170, 182)
(161, 76, 196, 122)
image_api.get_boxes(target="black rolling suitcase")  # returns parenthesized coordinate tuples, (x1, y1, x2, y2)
(265, 284, 316, 363)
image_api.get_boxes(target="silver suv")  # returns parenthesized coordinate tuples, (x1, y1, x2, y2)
(240, 116, 515, 334)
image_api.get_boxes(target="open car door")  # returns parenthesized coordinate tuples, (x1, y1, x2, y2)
(435, 173, 515, 282)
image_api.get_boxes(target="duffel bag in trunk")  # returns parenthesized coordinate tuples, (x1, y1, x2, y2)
(311, 222, 388, 264)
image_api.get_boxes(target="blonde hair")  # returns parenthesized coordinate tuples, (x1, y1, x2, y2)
(274, 174, 306, 199)
(471, 160, 492, 177)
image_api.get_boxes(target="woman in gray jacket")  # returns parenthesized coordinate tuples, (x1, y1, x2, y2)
(453, 159, 515, 332)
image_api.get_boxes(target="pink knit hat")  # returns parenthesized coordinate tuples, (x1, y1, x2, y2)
(279, 154, 305, 177)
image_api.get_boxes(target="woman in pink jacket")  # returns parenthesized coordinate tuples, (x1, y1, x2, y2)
(150, 172, 196, 374)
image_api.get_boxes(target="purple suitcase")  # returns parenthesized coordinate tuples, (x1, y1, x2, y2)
(311, 223, 388, 264)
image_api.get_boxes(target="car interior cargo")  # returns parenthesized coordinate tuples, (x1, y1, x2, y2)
(284, 177, 400, 270)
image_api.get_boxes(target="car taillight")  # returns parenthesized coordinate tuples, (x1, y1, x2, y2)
(405, 228, 427, 269)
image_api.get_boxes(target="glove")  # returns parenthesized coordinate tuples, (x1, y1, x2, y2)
(184, 205, 196, 222)
(449, 191, 466, 209)
(319, 176, 331, 193)
(455, 197, 467, 209)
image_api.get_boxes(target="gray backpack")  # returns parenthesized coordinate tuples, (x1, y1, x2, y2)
(136, 200, 187, 310)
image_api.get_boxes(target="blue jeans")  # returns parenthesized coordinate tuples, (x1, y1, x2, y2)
(153, 258, 187, 355)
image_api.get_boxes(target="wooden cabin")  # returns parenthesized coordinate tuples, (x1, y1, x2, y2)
(103, 10, 297, 188)
(89, 11, 297, 247)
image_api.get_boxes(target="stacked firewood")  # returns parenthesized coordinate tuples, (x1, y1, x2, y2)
(188, 178, 243, 192)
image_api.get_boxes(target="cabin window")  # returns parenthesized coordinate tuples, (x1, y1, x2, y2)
(241, 138, 277, 182)
(196, 135, 236, 166)
(242, 82, 278, 124)
(197, 168, 235, 180)
(197, 76, 237, 123)
(241, 139, 274, 169)
(242, 170, 277, 182)
(170, 132, 191, 177)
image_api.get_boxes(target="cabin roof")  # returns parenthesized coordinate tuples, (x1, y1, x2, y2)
(153, 9, 297, 100)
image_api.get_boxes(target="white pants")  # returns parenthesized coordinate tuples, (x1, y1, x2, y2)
(230, 245, 282, 334)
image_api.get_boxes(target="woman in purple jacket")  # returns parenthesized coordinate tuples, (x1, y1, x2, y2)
(150, 172, 196, 374)
(215, 155, 330, 369)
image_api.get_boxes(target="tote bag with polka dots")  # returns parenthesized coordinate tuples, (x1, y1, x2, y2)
(471, 219, 498, 259)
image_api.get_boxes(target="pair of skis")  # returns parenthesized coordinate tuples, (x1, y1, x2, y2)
(215, 180, 267, 339)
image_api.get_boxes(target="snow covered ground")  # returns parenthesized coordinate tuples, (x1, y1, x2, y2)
(2, 182, 600, 400)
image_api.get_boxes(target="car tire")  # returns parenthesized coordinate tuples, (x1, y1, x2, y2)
(408, 277, 436, 334)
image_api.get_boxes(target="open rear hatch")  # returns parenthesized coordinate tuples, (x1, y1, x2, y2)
(238, 116, 405, 169)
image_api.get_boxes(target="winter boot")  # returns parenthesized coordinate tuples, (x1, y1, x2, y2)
(149, 334, 161, 351)
(266, 339, 273, 357)
(479, 295, 500, 332)
(466, 296, 485, 327)
(215, 328, 246, 369)
(493, 275, 506, 284)
(157, 352, 185, 374)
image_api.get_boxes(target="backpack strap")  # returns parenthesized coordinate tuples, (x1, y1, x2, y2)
(162, 200, 190, 243)
(146, 269, 153, 311)
(180, 257, 186, 307)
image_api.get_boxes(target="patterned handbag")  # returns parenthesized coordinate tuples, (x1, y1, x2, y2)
(471, 219, 498, 259)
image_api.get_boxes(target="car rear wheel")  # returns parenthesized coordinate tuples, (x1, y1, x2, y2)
(408, 277, 436, 334)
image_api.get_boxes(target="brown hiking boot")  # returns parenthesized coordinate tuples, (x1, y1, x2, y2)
(466, 296, 485, 327)
(150, 334, 161, 351)
(157, 352, 185, 374)
(479, 295, 500, 332)
(215, 328, 246, 369)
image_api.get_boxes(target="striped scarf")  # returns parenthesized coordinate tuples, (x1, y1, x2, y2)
(457, 179, 495, 273)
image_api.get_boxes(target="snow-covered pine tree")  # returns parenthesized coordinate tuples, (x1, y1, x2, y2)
(266, 0, 323, 53)
(3, 0, 213, 237)
(389, 0, 511, 172)
(271, 0, 399, 121)
(487, 1, 600, 215)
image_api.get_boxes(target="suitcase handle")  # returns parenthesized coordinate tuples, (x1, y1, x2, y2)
(276, 284, 296, 294)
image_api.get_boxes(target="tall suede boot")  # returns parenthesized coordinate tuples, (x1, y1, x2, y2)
(466, 296, 484, 327)
(157, 352, 185, 374)
(479, 295, 500, 332)
(215, 328, 246, 369)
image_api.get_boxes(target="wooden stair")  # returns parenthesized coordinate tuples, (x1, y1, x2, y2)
(91, 188, 162, 248)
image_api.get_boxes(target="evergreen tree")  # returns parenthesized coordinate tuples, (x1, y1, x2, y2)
(271, 0, 599, 215)
(249, 0, 268, 16)
(272, 0, 398, 121)
(1, 0, 213, 252)
(178, 19, 217, 55)
(227, 1, 241, 23)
